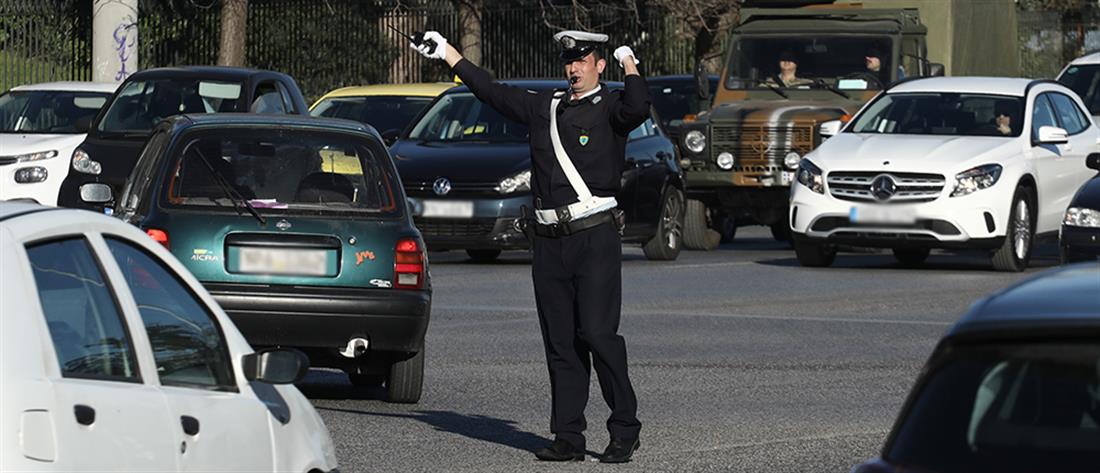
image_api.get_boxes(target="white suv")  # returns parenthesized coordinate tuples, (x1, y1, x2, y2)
(790, 77, 1099, 271)
(1057, 51, 1100, 125)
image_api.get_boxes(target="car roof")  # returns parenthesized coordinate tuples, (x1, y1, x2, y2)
(888, 77, 1039, 97)
(167, 113, 374, 134)
(949, 264, 1100, 338)
(1069, 51, 1100, 66)
(317, 82, 457, 99)
(8, 81, 120, 93)
(445, 79, 626, 94)
(127, 66, 286, 81)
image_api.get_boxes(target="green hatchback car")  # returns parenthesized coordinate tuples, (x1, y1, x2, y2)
(103, 114, 431, 403)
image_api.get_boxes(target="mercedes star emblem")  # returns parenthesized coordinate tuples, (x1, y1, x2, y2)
(433, 177, 452, 196)
(870, 175, 897, 201)
(275, 219, 292, 231)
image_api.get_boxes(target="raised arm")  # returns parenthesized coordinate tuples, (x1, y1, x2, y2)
(609, 46, 650, 135)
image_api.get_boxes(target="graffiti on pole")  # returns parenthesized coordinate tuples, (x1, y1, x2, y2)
(113, 16, 137, 81)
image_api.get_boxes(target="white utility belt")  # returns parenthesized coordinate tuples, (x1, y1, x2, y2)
(537, 92, 617, 226)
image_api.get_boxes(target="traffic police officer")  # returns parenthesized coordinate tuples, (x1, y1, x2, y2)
(411, 30, 648, 463)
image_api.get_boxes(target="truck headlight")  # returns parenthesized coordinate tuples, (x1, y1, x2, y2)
(796, 159, 824, 194)
(683, 130, 706, 154)
(1064, 207, 1100, 228)
(716, 152, 734, 170)
(784, 152, 801, 170)
(951, 164, 1001, 197)
(71, 148, 102, 175)
(495, 169, 531, 194)
(11, 150, 58, 162)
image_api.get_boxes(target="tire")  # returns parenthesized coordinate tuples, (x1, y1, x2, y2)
(683, 199, 720, 250)
(466, 249, 501, 262)
(793, 237, 836, 267)
(992, 187, 1035, 272)
(386, 350, 424, 404)
(348, 372, 384, 388)
(892, 248, 930, 266)
(643, 187, 684, 261)
(770, 222, 791, 243)
(715, 212, 737, 243)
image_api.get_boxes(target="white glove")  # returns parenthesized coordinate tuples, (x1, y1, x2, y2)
(410, 31, 447, 60)
(613, 46, 640, 68)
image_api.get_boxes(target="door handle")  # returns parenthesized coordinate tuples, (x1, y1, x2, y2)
(73, 404, 95, 426)
(181, 415, 200, 436)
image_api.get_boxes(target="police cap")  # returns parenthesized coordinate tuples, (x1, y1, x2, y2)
(554, 30, 608, 63)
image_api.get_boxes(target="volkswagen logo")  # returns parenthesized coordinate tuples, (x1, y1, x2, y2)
(275, 219, 292, 231)
(870, 175, 897, 201)
(433, 177, 452, 196)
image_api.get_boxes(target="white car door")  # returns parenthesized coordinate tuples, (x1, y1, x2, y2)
(102, 237, 276, 472)
(24, 236, 179, 472)
(1028, 93, 1076, 232)
(1048, 91, 1099, 219)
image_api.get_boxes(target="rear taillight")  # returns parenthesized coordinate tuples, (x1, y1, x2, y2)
(146, 228, 169, 249)
(394, 238, 424, 289)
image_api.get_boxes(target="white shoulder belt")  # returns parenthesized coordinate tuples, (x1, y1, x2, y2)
(535, 93, 617, 225)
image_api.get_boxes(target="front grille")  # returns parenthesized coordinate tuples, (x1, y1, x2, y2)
(810, 217, 961, 235)
(414, 218, 496, 238)
(710, 123, 815, 163)
(827, 171, 946, 203)
(404, 180, 500, 196)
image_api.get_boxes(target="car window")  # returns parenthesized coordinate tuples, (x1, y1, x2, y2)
(1049, 93, 1089, 135)
(1058, 65, 1100, 116)
(311, 95, 434, 135)
(629, 118, 655, 141)
(1031, 94, 1059, 139)
(251, 82, 287, 114)
(98, 79, 243, 133)
(0, 90, 110, 133)
(887, 342, 1100, 472)
(27, 238, 139, 381)
(121, 128, 173, 215)
(276, 82, 299, 114)
(408, 92, 529, 143)
(105, 238, 235, 391)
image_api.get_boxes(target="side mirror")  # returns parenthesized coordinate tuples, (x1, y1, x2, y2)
(1036, 125, 1069, 145)
(74, 116, 93, 134)
(819, 120, 843, 139)
(79, 183, 113, 203)
(242, 347, 309, 384)
(1087, 153, 1100, 171)
(928, 63, 945, 77)
(381, 129, 401, 147)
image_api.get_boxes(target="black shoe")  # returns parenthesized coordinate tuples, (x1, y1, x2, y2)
(600, 438, 640, 463)
(534, 438, 585, 462)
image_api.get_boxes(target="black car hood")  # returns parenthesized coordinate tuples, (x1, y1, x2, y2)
(1071, 174, 1100, 208)
(390, 140, 531, 182)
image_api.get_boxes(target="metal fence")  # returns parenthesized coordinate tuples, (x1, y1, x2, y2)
(0, 0, 91, 91)
(1018, 9, 1100, 79)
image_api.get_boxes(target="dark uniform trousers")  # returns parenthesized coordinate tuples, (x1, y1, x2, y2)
(533, 223, 639, 447)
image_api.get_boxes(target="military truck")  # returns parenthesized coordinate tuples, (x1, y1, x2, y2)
(678, 5, 941, 249)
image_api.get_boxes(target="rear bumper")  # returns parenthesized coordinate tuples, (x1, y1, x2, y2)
(204, 282, 431, 353)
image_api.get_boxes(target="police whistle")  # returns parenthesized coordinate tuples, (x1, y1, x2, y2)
(387, 25, 438, 56)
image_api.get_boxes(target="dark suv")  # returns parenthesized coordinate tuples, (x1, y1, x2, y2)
(58, 66, 309, 211)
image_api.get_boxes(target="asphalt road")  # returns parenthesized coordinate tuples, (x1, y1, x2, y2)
(299, 227, 1061, 473)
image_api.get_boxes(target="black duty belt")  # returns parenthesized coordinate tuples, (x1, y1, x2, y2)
(533, 210, 615, 238)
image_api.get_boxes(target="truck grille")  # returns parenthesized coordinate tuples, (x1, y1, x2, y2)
(414, 218, 497, 238)
(827, 171, 946, 203)
(710, 123, 814, 162)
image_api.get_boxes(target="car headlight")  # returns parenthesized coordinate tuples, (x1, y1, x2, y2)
(71, 148, 102, 175)
(1064, 207, 1100, 228)
(10, 150, 58, 162)
(796, 159, 824, 194)
(495, 169, 531, 194)
(951, 164, 1002, 197)
(683, 130, 706, 154)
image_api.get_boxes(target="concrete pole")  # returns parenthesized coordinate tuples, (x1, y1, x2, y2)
(92, 0, 139, 84)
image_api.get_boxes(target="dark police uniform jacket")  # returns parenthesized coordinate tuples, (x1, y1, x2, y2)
(452, 59, 651, 210)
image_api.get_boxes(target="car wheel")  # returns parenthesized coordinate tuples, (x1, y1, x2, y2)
(348, 372, 384, 388)
(892, 248, 930, 266)
(643, 187, 684, 261)
(386, 349, 424, 404)
(466, 249, 501, 262)
(992, 187, 1034, 272)
(715, 212, 737, 243)
(770, 222, 791, 243)
(1061, 247, 1095, 264)
(683, 199, 720, 250)
(793, 236, 836, 267)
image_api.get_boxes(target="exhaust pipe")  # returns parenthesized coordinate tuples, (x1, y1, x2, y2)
(339, 337, 370, 358)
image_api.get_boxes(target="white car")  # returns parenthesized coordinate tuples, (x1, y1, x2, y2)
(0, 82, 118, 205)
(0, 203, 338, 472)
(1057, 51, 1100, 125)
(790, 77, 1099, 271)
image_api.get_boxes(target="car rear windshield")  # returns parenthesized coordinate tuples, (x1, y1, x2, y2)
(0, 90, 111, 133)
(887, 341, 1100, 472)
(1059, 65, 1100, 117)
(311, 95, 434, 135)
(98, 78, 244, 134)
(164, 128, 400, 216)
(407, 92, 529, 143)
(850, 93, 1025, 137)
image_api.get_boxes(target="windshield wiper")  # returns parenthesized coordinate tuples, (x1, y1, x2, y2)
(192, 148, 266, 226)
(814, 79, 851, 100)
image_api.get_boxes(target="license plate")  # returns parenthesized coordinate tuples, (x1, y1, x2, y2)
(781, 171, 794, 185)
(422, 200, 474, 218)
(238, 247, 328, 276)
(849, 205, 917, 225)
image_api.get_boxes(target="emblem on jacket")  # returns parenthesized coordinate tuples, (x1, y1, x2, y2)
(579, 134, 589, 146)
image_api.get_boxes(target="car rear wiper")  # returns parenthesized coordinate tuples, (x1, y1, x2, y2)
(813, 79, 851, 100)
(192, 148, 266, 226)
